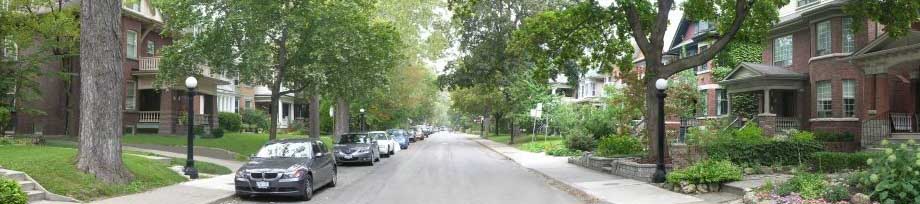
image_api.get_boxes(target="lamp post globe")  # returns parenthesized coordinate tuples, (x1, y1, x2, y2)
(185, 76, 198, 89)
(655, 78, 668, 90)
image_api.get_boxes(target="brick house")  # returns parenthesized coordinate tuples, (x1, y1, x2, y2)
(5, 0, 233, 136)
(667, 19, 729, 118)
(718, 0, 920, 147)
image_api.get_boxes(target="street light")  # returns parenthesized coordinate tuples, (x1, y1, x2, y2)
(359, 108, 366, 132)
(184, 76, 199, 179)
(652, 78, 668, 183)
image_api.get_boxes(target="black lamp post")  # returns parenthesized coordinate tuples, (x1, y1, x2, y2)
(652, 78, 668, 183)
(359, 108, 366, 132)
(184, 76, 199, 179)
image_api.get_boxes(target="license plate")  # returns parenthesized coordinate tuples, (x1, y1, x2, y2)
(344, 155, 353, 159)
(256, 181, 269, 189)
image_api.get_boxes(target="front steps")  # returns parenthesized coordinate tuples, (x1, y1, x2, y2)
(0, 168, 79, 203)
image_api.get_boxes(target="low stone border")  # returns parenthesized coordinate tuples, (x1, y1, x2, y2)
(568, 153, 672, 183)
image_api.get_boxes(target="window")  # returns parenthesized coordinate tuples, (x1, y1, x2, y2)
(696, 21, 711, 35)
(696, 45, 710, 72)
(125, 0, 140, 11)
(126, 30, 137, 59)
(843, 79, 856, 117)
(1, 0, 9, 11)
(773, 35, 793, 67)
(146, 40, 155, 55)
(797, 0, 817, 8)
(816, 80, 832, 117)
(716, 89, 728, 116)
(698, 90, 708, 116)
(2, 38, 16, 62)
(815, 21, 831, 56)
(842, 17, 855, 53)
(126, 81, 136, 110)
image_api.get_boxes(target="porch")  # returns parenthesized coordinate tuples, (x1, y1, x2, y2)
(719, 63, 808, 136)
(851, 31, 920, 146)
(125, 88, 218, 134)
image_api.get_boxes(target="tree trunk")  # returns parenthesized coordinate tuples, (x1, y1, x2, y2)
(333, 97, 349, 138)
(644, 78, 669, 162)
(493, 113, 500, 136)
(308, 95, 320, 138)
(268, 92, 280, 140)
(75, 0, 133, 184)
(509, 119, 515, 145)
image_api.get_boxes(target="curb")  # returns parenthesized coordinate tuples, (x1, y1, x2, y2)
(464, 135, 612, 204)
(206, 193, 237, 204)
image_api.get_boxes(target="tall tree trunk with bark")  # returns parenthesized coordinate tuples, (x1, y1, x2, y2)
(333, 97, 349, 137)
(75, 0, 133, 184)
(308, 95, 320, 138)
(268, 92, 280, 140)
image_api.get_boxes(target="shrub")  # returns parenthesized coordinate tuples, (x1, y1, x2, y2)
(815, 131, 855, 142)
(595, 135, 643, 157)
(210, 128, 224, 138)
(860, 140, 920, 203)
(546, 147, 581, 157)
(217, 112, 242, 132)
(823, 185, 849, 202)
(778, 173, 827, 199)
(0, 177, 27, 204)
(790, 130, 815, 142)
(812, 151, 882, 172)
(732, 122, 767, 144)
(240, 109, 270, 132)
(565, 128, 595, 151)
(705, 140, 824, 166)
(666, 160, 743, 185)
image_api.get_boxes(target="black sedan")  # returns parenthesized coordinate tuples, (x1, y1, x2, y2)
(234, 138, 337, 201)
(333, 133, 380, 166)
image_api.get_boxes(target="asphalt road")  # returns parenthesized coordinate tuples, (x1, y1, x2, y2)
(222, 131, 583, 204)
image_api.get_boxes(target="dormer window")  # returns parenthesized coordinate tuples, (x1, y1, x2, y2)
(797, 0, 818, 8)
(125, 0, 140, 11)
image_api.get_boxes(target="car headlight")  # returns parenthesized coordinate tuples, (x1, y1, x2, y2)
(235, 170, 248, 181)
(280, 170, 304, 182)
(357, 148, 371, 153)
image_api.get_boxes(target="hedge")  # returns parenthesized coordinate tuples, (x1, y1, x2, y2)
(812, 151, 882, 173)
(704, 140, 824, 166)
(218, 112, 242, 132)
(0, 177, 27, 204)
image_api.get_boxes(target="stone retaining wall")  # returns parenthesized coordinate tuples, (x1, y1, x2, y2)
(568, 153, 672, 182)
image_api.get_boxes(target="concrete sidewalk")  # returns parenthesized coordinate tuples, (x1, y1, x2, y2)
(91, 147, 244, 204)
(463, 133, 737, 204)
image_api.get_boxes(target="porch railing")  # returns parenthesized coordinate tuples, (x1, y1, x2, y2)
(776, 117, 800, 132)
(139, 57, 160, 71)
(138, 111, 160, 123)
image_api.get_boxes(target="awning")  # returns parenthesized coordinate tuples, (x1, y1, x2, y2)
(719, 63, 807, 93)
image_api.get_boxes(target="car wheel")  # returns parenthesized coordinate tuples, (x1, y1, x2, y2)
(301, 175, 314, 201)
(375, 153, 380, 162)
(328, 167, 337, 187)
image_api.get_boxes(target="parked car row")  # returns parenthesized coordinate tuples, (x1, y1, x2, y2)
(234, 128, 432, 201)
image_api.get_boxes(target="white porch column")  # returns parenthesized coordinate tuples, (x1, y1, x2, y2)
(763, 89, 771, 114)
(277, 100, 284, 125)
(288, 103, 294, 122)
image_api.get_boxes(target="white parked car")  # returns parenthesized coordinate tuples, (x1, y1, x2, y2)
(368, 131, 398, 157)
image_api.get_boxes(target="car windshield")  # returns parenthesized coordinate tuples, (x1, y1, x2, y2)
(338, 134, 372, 144)
(254, 141, 313, 158)
(370, 133, 388, 140)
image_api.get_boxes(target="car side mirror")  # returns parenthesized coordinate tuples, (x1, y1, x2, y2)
(315, 152, 324, 157)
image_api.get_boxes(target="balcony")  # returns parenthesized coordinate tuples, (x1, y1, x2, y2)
(139, 57, 160, 71)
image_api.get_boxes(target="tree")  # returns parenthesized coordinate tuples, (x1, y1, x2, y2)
(844, 1, 920, 38)
(75, 0, 133, 184)
(512, 0, 788, 161)
(154, 0, 331, 140)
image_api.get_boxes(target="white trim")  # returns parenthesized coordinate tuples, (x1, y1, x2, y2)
(696, 115, 731, 120)
(695, 69, 712, 75)
(697, 84, 721, 90)
(808, 52, 851, 62)
(809, 117, 859, 122)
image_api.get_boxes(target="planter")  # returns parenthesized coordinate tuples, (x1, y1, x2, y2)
(823, 141, 858, 152)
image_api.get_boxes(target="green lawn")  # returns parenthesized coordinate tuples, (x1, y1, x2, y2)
(486, 133, 565, 152)
(168, 159, 232, 175)
(123, 132, 334, 158)
(0, 145, 187, 201)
